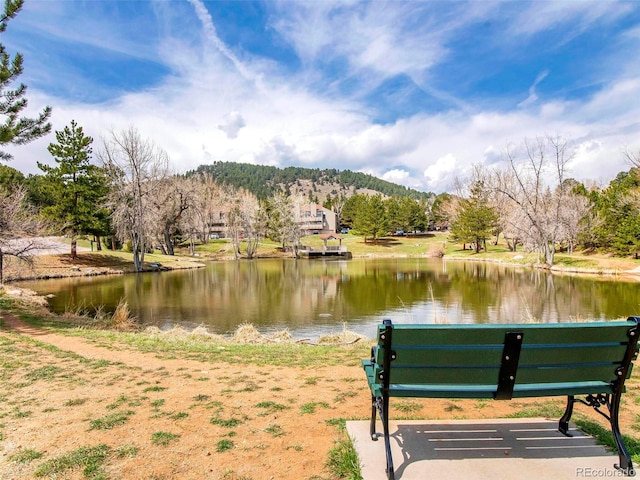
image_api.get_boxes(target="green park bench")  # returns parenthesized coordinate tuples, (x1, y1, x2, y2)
(362, 318, 640, 480)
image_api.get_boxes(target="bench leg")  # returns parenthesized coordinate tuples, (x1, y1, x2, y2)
(574, 394, 634, 476)
(370, 394, 396, 479)
(610, 392, 635, 475)
(380, 394, 395, 480)
(370, 395, 378, 440)
(559, 395, 575, 436)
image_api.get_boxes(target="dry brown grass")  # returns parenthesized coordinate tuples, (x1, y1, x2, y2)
(110, 299, 138, 331)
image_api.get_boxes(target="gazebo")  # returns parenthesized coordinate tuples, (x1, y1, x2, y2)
(299, 233, 350, 258)
(318, 233, 345, 254)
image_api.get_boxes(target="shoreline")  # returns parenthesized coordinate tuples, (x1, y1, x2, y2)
(443, 253, 640, 282)
(5, 247, 640, 285)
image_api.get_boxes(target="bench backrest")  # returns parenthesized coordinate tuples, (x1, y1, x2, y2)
(371, 318, 640, 399)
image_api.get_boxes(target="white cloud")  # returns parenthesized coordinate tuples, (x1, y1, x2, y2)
(218, 111, 246, 139)
(424, 154, 457, 191)
(382, 169, 409, 184)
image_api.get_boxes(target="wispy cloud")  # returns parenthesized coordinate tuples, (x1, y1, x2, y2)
(518, 70, 550, 108)
(187, 0, 259, 84)
(511, 1, 633, 38)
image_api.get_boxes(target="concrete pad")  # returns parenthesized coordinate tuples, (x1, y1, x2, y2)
(347, 418, 626, 480)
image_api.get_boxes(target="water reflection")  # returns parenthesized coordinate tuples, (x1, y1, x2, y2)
(16, 258, 640, 339)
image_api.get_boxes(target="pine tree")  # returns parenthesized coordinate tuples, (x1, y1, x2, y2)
(39, 120, 107, 259)
(0, 0, 51, 159)
(354, 194, 388, 243)
(450, 180, 499, 253)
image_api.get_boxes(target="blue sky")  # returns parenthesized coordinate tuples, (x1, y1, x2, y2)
(3, 0, 640, 193)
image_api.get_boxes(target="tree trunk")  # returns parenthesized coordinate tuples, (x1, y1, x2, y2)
(132, 236, 144, 272)
(163, 230, 174, 256)
(95, 235, 102, 251)
(544, 242, 555, 267)
(71, 239, 78, 260)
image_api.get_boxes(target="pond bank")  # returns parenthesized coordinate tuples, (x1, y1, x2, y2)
(444, 250, 640, 282)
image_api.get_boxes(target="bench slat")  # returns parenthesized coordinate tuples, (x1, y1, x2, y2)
(389, 365, 501, 385)
(382, 343, 628, 368)
(515, 363, 621, 384)
(519, 344, 628, 366)
(387, 322, 633, 346)
(386, 363, 621, 385)
(511, 381, 615, 398)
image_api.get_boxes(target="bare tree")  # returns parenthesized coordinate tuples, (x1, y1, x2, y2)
(192, 172, 227, 243)
(559, 187, 591, 254)
(489, 169, 524, 251)
(151, 176, 194, 255)
(99, 127, 168, 272)
(622, 146, 640, 169)
(226, 189, 263, 260)
(245, 201, 268, 259)
(495, 135, 573, 267)
(180, 177, 205, 254)
(226, 201, 243, 261)
(331, 193, 346, 232)
(269, 191, 303, 257)
(0, 185, 46, 283)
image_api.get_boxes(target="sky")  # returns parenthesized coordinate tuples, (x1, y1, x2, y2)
(2, 0, 640, 194)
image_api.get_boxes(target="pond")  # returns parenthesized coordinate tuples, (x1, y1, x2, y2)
(15, 258, 640, 340)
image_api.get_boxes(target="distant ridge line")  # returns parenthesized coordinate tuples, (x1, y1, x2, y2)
(188, 161, 433, 201)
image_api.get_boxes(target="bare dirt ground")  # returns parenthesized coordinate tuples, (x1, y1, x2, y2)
(2, 309, 640, 480)
(6, 237, 91, 257)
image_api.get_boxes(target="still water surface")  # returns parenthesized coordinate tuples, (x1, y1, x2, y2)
(16, 258, 640, 340)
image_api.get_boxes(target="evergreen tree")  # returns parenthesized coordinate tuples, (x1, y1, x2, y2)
(354, 194, 388, 243)
(342, 193, 366, 229)
(592, 169, 640, 256)
(0, 0, 51, 159)
(39, 120, 107, 259)
(385, 196, 402, 232)
(450, 180, 499, 253)
(0, 162, 22, 187)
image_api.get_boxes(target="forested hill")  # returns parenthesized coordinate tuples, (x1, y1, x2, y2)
(190, 161, 432, 201)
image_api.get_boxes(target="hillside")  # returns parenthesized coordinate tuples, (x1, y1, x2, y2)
(189, 161, 433, 202)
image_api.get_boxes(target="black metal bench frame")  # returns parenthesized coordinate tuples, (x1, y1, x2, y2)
(363, 317, 640, 480)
